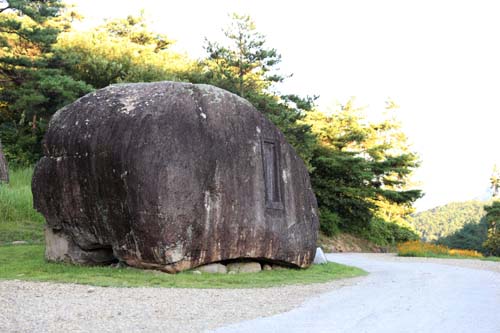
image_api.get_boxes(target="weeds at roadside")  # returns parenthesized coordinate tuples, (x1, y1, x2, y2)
(397, 241, 484, 259)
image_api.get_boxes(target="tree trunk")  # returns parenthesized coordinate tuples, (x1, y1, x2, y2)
(0, 139, 9, 184)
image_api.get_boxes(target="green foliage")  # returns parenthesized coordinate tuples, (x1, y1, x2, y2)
(408, 201, 487, 241)
(319, 208, 341, 236)
(0, 167, 45, 243)
(54, 14, 199, 89)
(0, 0, 92, 165)
(0, 244, 367, 288)
(305, 100, 422, 231)
(436, 218, 488, 253)
(201, 14, 317, 168)
(311, 145, 376, 229)
(203, 13, 282, 98)
(483, 201, 500, 256)
(356, 218, 419, 247)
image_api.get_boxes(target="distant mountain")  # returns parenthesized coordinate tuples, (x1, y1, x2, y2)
(406, 200, 488, 241)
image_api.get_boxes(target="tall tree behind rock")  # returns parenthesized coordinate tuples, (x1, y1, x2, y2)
(483, 167, 500, 255)
(202, 13, 317, 168)
(0, 0, 92, 165)
(204, 13, 282, 98)
(54, 14, 200, 89)
(0, 139, 8, 183)
(304, 99, 422, 234)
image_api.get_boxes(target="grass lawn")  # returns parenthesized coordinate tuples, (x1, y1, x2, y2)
(398, 253, 500, 262)
(0, 168, 45, 244)
(482, 256, 500, 262)
(0, 244, 367, 288)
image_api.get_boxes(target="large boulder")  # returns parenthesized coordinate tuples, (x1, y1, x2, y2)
(32, 81, 319, 273)
(0, 139, 8, 183)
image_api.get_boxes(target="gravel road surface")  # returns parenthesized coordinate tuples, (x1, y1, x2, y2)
(0, 274, 360, 332)
(215, 253, 500, 333)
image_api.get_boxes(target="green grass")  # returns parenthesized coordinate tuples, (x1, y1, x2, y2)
(399, 253, 500, 261)
(0, 244, 367, 288)
(0, 167, 45, 244)
(482, 256, 500, 262)
(400, 253, 488, 260)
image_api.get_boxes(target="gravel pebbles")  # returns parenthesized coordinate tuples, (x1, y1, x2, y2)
(0, 277, 362, 332)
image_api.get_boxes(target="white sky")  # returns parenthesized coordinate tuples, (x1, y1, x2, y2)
(67, 0, 500, 211)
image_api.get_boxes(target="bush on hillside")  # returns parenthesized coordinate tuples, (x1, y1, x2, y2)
(436, 218, 488, 253)
(354, 218, 419, 247)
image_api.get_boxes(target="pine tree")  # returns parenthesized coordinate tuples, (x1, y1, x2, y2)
(304, 98, 422, 234)
(0, 0, 92, 164)
(490, 164, 500, 197)
(202, 13, 317, 167)
(204, 13, 282, 98)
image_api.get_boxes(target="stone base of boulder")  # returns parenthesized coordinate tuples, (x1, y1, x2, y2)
(197, 263, 228, 274)
(191, 261, 292, 274)
(227, 262, 262, 273)
(45, 227, 116, 265)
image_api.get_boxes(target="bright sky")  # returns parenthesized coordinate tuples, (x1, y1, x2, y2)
(67, 0, 500, 211)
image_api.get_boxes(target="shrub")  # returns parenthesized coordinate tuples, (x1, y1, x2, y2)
(319, 208, 341, 236)
(397, 241, 483, 258)
(436, 219, 488, 253)
(355, 218, 419, 246)
(483, 201, 500, 256)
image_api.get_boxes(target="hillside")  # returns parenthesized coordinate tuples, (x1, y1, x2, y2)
(406, 201, 487, 241)
(318, 233, 386, 253)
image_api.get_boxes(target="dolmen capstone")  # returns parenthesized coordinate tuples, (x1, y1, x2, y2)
(32, 81, 319, 273)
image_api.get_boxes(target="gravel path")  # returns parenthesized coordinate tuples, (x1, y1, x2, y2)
(215, 253, 500, 333)
(0, 277, 362, 332)
(2, 254, 498, 333)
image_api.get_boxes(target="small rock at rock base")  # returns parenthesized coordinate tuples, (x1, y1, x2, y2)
(110, 261, 127, 269)
(197, 263, 227, 274)
(313, 247, 328, 264)
(227, 262, 262, 273)
(271, 264, 287, 270)
(192, 270, 202, 275)
(228, 271, 236, 275)
(262, 264, 273, 271)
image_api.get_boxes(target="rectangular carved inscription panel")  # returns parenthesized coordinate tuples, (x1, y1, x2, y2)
(263, 140, 283, 209)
